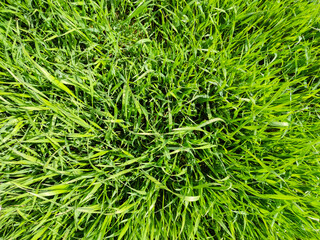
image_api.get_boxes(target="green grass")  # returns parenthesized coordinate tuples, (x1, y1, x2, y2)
(0, 0, 320, 239)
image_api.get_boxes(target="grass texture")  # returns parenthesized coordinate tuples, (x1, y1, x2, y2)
(0, 0, 320, 239)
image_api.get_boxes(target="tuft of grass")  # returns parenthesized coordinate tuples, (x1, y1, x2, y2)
(0, 0, 320, 239)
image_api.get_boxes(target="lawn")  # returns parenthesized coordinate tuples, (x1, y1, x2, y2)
(0, 0, 320, 239)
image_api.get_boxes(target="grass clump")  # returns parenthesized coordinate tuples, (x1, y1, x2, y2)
(0, 0, 320, 239)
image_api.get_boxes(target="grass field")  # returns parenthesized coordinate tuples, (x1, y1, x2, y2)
(0, 0, 320, 239)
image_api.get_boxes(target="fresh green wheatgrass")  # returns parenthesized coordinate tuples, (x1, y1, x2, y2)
(0, 0, 320, 239)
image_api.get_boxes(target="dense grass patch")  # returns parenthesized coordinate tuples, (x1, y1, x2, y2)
(0, 0, 320, 239)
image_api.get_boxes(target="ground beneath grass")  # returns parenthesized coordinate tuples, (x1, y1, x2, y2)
(0, 0, 320, 239)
